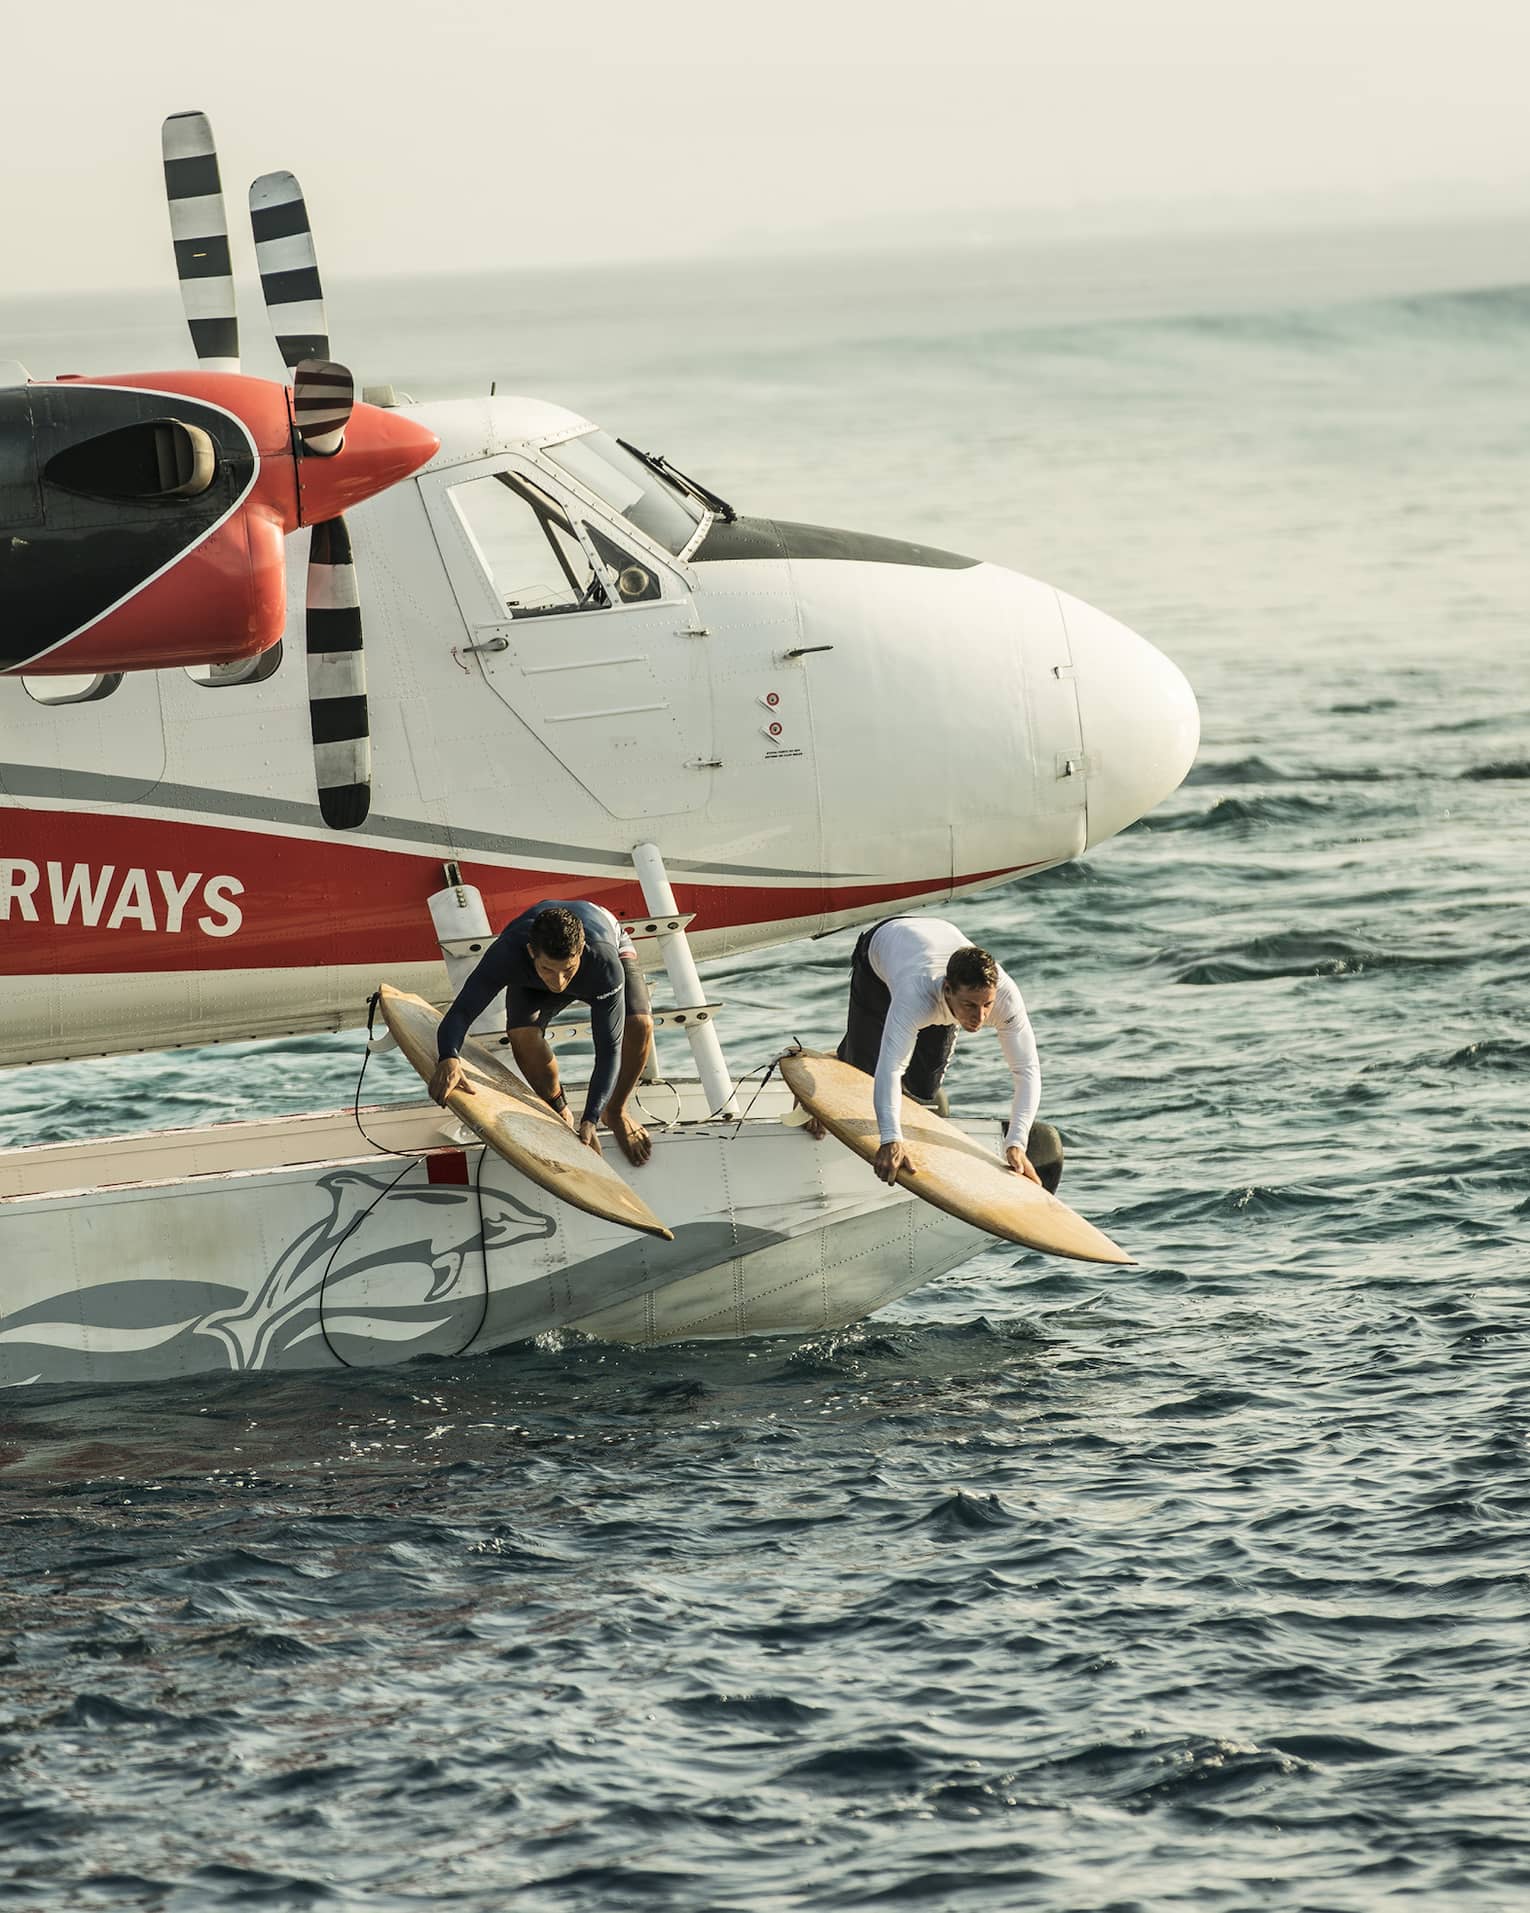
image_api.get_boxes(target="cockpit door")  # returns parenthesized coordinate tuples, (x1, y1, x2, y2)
(422, 458, 714, 819)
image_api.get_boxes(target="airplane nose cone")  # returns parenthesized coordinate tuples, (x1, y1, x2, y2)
(1059, 591, 1200, 847)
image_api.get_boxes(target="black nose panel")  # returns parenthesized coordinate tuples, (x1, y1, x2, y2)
(692, 514, 978, 569)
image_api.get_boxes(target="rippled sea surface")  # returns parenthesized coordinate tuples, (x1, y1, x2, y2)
(2, 228, 1528, 1909)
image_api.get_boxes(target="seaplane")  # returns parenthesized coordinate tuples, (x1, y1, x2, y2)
(0, 113, 1199, 1389)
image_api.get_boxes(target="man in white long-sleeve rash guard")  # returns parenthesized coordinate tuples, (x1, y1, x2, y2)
(821, 916, 1062, 1190)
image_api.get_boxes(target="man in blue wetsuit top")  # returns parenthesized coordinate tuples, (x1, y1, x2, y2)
(428, 900, 655, 1166)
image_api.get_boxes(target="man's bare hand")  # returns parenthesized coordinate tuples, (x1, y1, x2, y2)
(874, 1140, 917, 1185)
(552, 1103, 576, 1131)
(429, 1057, 471, 1106)
(1006, 1145, 1042, 1186)
(577, 1118, 602, 1157)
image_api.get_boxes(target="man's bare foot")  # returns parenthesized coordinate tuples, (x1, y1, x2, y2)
(604, 1106, 652, 1166)
(804, 1112, 826, 1140)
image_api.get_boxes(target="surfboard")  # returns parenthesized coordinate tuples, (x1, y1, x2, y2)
(377, 984, 673, 1241)
(779, 1049, 1131, 1265)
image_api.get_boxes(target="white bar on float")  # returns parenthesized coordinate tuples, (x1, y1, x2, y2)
(427, 879, 504, 1037)
(631, 841, 738, 1118)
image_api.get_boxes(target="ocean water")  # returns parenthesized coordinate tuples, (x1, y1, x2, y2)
(2, 222, 1529, 1909)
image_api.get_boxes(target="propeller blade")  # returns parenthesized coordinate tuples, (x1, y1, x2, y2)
(293, 358, 354, 457)
(307, 517, 371, 830)
(249, 171, 330, 368)
(160, 111, 239, 371)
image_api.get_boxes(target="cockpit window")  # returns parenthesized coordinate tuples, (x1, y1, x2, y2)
(542, 430, 702, 555)
(585, 521, 662, 603)
(446, 470, 606, 617)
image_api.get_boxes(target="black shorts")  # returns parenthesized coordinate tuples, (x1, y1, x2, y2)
(504, 954, 652, 1032)
(835, 920, 956, 1104)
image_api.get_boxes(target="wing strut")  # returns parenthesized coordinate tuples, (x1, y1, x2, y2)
(631, 844, 739, 1118)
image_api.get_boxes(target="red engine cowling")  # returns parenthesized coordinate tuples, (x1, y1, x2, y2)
(0, 371, 437, 676)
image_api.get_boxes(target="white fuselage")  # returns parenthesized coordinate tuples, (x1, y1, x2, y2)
(0, 396, 1199, 1066)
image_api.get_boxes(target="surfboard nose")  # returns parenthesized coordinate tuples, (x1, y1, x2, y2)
(1059, 591, 1200, 846)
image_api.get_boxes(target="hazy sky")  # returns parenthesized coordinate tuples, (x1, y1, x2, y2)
(6, 0, 1528, 294)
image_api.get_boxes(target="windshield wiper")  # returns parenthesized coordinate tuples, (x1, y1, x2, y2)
(618, 439, 737, 524)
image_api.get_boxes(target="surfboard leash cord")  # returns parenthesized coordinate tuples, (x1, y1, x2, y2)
(315, 998, 493, 1369)
(724, 1051, 788, 1135)
(633, 1046, 796, 1134)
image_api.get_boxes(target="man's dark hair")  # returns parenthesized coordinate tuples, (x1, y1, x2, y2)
(945, 945, 999, 993)
(529, 906, 585, 961)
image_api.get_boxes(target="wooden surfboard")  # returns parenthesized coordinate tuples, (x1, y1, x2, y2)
(780, 1049, 1131, 1265)
(378, 984, 673, 1241)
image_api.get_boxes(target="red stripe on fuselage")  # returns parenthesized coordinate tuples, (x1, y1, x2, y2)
(0, 808, 1035, 976)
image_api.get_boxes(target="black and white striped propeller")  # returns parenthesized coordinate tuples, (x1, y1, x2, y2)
(304, 519, 369, 832)
(248, 167, 372, 831)
(161, 109, 239, 370)
(248, 170, 330, 366)
(160, 112, 371, 830)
